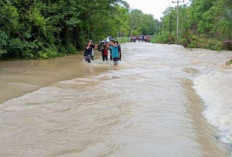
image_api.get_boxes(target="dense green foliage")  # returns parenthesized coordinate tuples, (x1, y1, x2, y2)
(0, 0, 120, 58)
(0, 0, 157, 59)
(117, 37, 130, 43)
(1, 0, 231, 59)
(128, 9, 157, 36)
(153, 0, 232, 50)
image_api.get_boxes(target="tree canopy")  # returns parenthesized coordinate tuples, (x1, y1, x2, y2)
(1, 0, 231, 59)
(153, 0, 232, 50)
(0, 0, 157, 59)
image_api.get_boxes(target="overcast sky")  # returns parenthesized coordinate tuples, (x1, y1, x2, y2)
(124, 0, 190, 20)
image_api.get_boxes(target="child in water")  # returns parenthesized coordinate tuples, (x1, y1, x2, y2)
(102, 46, 108, 61)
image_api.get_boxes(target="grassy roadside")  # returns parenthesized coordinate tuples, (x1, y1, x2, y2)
(150, 32, 232, 51)
(0, 49, 81, 60)
(229, 59, 232, 65)
(116, 37, 130, 43)
(225, 59, 232, 66)
(36, 46, 81, 59)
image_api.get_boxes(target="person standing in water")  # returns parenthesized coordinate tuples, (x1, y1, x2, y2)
(102, 46, 108, 61)
(117, 41, 122, 61)
(107, 40, 119, 66)
(84, 40, 96, 63)
(109, 48, 112, 60)
(91, 48, 95, 60)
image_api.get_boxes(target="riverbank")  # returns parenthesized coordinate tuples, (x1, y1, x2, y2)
(150, 34, 232, 51)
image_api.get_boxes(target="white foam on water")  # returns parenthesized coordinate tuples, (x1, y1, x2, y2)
(194, 70, 232, 150)
(82, 58, 132, 70)
(90, 59, 113, 66)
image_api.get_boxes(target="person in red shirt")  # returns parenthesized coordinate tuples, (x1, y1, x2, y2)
(102, 46, 108, 61)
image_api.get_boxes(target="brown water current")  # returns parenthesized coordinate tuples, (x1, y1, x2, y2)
(0, 43, 231, 157)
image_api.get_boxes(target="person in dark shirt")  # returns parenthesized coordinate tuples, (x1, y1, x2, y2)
(84, 40, 96, 63)
(109, 48, 112, 60)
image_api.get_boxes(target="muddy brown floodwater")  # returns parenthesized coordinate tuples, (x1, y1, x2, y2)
(0, 43, 231, 157)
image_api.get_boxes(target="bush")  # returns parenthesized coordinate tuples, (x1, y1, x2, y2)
(0, 48, 6, 58)
(8, 38, 24, 52)
(117, 37, 130, 43)
(38, 45, 65, 59)
(67, 45, 78, 54)
(0, 31, 8, 47)
(150, 32, 176, 44)
(179, 30, 222, 51)
(229, 59, 232, 64)
(180, 30, 198, 48)
(223, 40, 232, 50)
(205, 39, 222, 51)
(151, 32, 169, 43)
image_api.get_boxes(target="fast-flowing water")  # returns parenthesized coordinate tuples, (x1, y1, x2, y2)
(0, 43, 231, 157)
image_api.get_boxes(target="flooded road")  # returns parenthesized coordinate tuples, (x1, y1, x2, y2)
(0, 43, 231, 157)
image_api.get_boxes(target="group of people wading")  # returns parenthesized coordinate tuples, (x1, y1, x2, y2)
(84, 39, 122, 66)
(130, 35, 151, 42)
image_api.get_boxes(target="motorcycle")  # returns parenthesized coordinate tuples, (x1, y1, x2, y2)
(98, 36, 113, 52)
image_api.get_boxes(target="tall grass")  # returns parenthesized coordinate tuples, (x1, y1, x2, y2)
(116, 37, 130, 43)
